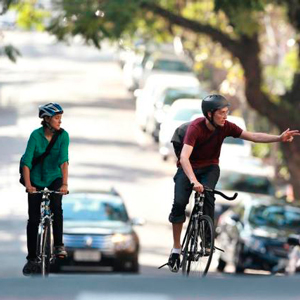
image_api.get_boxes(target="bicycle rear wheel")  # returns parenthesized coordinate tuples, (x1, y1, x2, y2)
(182, 215, 215, 277)
(41, 219, 51, 276)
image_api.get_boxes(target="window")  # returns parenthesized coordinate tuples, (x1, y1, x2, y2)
(152, 59, 192, 72)
(63, 196, 129, 222)
(249, 204, 300, 229)
(217, 171, 275, 195)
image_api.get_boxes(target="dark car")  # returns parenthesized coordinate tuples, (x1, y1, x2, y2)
(216, 194, 300, 273)
(213, 168, 276, 231)
(54, 189, 141, 273)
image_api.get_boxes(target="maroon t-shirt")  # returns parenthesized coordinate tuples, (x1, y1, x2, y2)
(181, 117, 243, 168)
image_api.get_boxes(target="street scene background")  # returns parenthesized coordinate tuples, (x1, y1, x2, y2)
(0, 28, 300, 299)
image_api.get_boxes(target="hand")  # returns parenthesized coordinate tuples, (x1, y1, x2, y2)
(60, 184, 68, 195)
(26, 186, 36, 194)
(191, 180, 204, 193)
(280, 128, 300, 142)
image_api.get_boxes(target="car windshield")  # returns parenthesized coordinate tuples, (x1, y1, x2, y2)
(172, 108, 202, 121)
(216, 171, 274, 195)
(224, 137, 245, 145)
(249, 205, 300, 229)
(162, 88, 203, 106)
(63, 195, 129, 222)
(153, 59, 192, 72)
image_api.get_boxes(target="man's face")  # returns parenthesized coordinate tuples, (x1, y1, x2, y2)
(212, 107, 229, 126)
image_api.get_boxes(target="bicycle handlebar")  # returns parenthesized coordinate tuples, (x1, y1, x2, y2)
(210, 189, 237, 201)
(26, 189, 69, 195)
(192, 184, 238, 201)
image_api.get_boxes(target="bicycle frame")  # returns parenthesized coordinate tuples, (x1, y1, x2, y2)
(181, 187, 237, 277)
(31, 188, 66, 276)
(181, 192, 204, 248)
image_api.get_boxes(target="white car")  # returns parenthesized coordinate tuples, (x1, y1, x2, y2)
(137, 52, 194, 89)
(135, 73, 200, 132)
(220, 115, 252, 159)
(158, 99, 203, 161)
(146, 86, 207, 141)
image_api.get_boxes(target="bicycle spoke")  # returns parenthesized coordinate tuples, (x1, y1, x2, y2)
(183, 215, 215, 277)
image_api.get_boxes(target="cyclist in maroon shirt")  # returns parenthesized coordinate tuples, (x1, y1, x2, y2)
(167, 94, 300, 272)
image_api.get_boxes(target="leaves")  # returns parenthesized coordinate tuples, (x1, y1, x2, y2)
(0, 44, 21, 62)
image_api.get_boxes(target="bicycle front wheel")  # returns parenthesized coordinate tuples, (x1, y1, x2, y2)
(182, 215, 215, 277)
(41, 219, 51, 276)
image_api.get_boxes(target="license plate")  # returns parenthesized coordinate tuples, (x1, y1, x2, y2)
(74, 250, 101, 262)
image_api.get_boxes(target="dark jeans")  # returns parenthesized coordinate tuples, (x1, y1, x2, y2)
(169, 165, 220, 224)
(26, 178, 64, 260)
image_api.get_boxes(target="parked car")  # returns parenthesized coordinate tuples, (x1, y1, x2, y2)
(216, 195, 300, 273)
(146, 86, 207, 141)
(54, 189, 142, 273)
(138, 52, 194, 88)
(122, 43, 176, 91)
(135, 73, 200, 132)
(158, 99, 203, 161)
(221, 116, 252, 159)
(216, 169, 275, 196)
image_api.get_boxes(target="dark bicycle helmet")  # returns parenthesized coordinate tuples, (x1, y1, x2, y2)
(39, 103, 63, 118)
(201, 94, 230, 127)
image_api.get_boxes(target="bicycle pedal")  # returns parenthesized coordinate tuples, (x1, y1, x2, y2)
(214, 246, 224, 252)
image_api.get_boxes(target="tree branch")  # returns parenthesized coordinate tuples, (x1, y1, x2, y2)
(141, 1, 244, 60)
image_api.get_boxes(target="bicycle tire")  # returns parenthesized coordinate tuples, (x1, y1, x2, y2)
(183, 215, 215, 277)
(41, 219, 51, 276)
(181, 221, 193, 276)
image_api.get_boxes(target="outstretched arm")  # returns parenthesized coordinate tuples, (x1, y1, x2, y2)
(240, 128, 300, 143)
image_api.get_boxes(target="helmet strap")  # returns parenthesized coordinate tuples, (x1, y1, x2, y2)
(208, 111, 218, 128)
(45, 120, 56, 133)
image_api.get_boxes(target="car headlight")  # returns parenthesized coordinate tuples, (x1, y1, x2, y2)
(111, 233, 136, 253)
(244, 237, 267, 254)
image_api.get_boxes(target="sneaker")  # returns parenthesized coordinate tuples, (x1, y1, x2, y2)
(168, 252, 180, 273)
(54, 245, 67, 258)
(22, 259, 39, 276)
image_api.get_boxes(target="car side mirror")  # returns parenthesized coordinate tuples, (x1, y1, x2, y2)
(131, 217, 145, 226)
(287, 234, 300, 246)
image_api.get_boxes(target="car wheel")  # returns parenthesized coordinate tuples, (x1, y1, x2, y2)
(113, 258, 139, 273)
(217, 257, 226, 272)
(127, 258, 139, 273)
(234, 243, 245, 274)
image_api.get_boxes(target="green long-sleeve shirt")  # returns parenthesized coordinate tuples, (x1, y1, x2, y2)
(21, 127, 69, 187)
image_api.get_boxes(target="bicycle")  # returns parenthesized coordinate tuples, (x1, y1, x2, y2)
(181, 186, 237, 277)
(28, 188, 67, 277)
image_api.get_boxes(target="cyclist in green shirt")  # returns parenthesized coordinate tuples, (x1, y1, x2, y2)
(22, 103, 69, 276)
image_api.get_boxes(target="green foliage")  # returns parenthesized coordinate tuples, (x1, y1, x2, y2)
(214, 0, 265, 13)
(10, 1, 50, 31)
(0, 45, 21, 62)
(214, 0, 264, 36)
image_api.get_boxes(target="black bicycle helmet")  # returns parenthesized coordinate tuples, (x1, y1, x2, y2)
(201, 94, 230, 127)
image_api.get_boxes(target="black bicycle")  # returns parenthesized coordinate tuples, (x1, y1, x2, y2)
(181, 187, 237, 277)
(30, 188, 67, 276)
